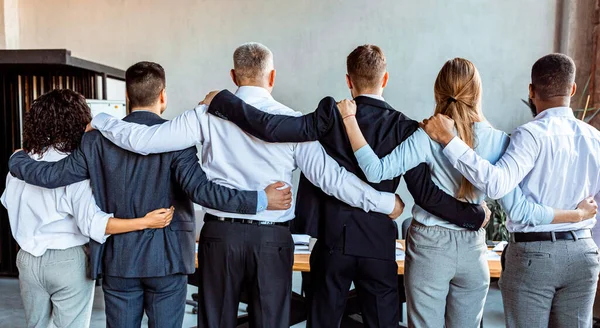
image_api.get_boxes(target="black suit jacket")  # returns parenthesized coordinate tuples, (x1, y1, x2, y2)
(208, 91, 484, 261)
(9, 111, 258, 278)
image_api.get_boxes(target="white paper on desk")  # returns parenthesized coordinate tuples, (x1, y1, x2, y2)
(492, 241, 508, 252)
(294, 245, 311, 254)
(487, 250, 501, 261)
(396, 241, 403, 250)
(292, 234, 311, 245)
(396, 250, 405, 261)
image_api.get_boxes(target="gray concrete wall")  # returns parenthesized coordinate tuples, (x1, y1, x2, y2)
(16, 0, 558, 220)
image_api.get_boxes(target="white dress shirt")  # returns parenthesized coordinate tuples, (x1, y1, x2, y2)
(443, 107, 600, 233)
(1, 148, 112, 256)
(92, 86, 395, 223)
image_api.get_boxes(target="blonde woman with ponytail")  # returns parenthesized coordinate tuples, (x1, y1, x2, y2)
(337, 58, 597, 328)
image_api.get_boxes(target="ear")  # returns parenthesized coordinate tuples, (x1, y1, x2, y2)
(230, 69, 239, 87)
(570, 83, 577, 97)
(269, 69, 276, 87)
(382, 72, 389, 89)
(160, 88, 167, 104)
(529, 84, 535, 99)
(346, 74, 353, 90)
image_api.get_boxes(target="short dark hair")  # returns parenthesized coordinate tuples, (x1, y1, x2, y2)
(23, 89, 92, 155)
(346, 45, 387, 91)
(125, 61, 166, 108)
(531, 53, 576, 100)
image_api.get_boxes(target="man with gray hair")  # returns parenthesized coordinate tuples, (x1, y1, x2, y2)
(87, 42, 404, 327)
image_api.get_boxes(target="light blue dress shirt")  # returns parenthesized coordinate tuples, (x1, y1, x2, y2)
(355, 121, 555, 230)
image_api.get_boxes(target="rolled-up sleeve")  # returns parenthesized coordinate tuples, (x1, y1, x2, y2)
(59, 180, 112, 244)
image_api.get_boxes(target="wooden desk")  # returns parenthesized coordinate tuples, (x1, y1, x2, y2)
(292, 240, 503, 279)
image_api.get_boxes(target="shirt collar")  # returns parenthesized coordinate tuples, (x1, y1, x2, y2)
(535, 106, 574, 120)
(359, 94, 385, 101)
(235, 86, 274, 103)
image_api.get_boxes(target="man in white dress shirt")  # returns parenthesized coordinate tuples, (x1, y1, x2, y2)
(422, 53, 600, 327)
(89, 42, 403, 328)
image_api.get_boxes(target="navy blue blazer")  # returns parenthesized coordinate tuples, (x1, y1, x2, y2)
(207, 91, 484, 261)
(9, 111, 258, 278)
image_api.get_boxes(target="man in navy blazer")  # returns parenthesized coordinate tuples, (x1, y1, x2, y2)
(202, 45, 487, 327)
(8, 62, 290, 327)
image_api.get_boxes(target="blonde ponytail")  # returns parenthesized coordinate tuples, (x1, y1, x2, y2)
(433, 58, 483, 199)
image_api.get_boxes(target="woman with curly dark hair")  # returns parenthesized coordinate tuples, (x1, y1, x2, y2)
(1, 89, 174, 328)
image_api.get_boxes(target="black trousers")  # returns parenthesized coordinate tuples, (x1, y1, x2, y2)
(102, 274, 187, 328)
(197, 219, 294, 328)
(308, 240, 399, 328)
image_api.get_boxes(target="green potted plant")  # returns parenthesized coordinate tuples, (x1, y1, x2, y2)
(485, 199, 509, 241)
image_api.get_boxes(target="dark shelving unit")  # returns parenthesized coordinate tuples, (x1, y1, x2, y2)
(0, 49, 125, 276)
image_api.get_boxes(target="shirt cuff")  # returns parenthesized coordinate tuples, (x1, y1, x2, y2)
(538, 206, 555, 226)
(256, 190, 268, 212)
(442, 136, 471, 166)
(91, 113, 112, 130)
(89, 212, 112, 244)
(376, 192, 396, 215)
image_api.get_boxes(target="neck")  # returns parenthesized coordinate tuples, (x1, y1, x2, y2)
(353, 88, 383, 99)
(131, 106, 162, 115)
(536, 97, 571, 114)
(238, 81, 271, 93)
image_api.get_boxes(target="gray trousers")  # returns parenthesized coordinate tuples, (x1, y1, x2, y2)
(16, 245, 95, 328)
(405, 222, 489, 328)
(499, 237, 600, 328)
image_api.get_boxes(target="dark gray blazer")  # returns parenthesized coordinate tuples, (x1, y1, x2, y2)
(9, 111, 258, 279)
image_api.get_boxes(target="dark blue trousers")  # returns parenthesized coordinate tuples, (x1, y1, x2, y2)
(102, 273, 187, 328)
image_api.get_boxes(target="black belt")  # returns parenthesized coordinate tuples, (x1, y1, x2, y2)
(205, 214, 289, 227)
(511, 229, 592, 243)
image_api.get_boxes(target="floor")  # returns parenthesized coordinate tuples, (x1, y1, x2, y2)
(0, 273, 506, 327)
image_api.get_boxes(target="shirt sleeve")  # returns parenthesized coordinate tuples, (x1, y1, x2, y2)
(443, 127, 539, 199)
(207, 90, 336, 143)
(295, 141, 395, 215)
(171, 147, 258, 215)
(498, 184, 554, 226)
(58, 180, 112, 244)
(354, 128, 431, 183)
(8, 148, 89, 189)
(91, 107, 206, 155)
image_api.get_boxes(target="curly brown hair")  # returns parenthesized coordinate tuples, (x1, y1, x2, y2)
(23, 89, 92, 155)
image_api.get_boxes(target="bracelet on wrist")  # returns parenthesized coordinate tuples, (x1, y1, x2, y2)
(343, 114, 356, 120)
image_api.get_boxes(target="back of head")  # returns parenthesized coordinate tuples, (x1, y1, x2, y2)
(23, 89, 92, 155)
(346, 45, 387, 93)
(531, 53, 576, 101)
(434, 58, 482, 199)
(233, 42, 274, 85)
(125, 61, 166, 109)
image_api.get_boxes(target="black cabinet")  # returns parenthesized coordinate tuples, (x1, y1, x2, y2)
(0, 49, 125, 276)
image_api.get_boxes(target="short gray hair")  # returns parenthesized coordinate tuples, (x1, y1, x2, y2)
(233, 42, 273, 82)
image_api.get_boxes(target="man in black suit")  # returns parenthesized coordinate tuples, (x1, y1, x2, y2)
(8, 62, 290, 328)
(202, 45, 487, 327)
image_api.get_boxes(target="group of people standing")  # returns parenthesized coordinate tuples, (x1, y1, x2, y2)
(2, 41, 600, 328)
